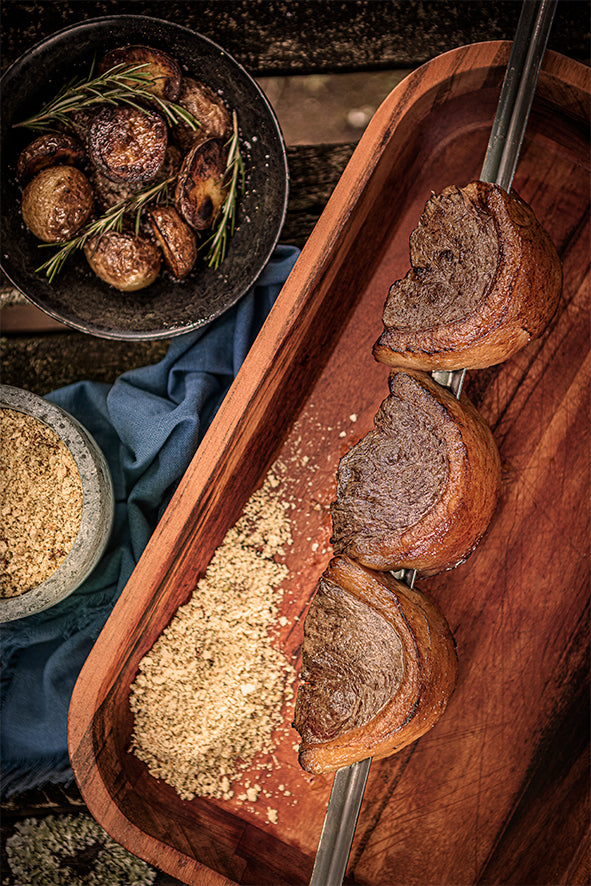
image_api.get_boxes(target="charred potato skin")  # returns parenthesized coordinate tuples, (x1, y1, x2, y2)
(98, 45, 182, 101)
(175, 137, 228, 231)
(21, 166, 94, 243)
(173, 77, 232, 152)
(90, 145, 183, 213)
(147, 205, 198, 279)
(88, 105, 168, 184)
(17, 133, 86, 184)
(84, 231, 162, 291)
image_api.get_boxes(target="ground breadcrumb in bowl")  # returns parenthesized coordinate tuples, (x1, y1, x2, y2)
(0, 385, 114, 622)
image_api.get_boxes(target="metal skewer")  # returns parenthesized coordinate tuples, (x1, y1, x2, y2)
(434, 0, 557, 399)
(308, 3, 557, 883)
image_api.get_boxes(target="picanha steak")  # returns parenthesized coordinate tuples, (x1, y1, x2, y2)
(373, 181, 562, 371)
(293, 555, 458, 774)
(330, 368, 501, 575)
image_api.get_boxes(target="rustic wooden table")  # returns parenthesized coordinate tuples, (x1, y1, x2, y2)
(1, 3, 589, 885)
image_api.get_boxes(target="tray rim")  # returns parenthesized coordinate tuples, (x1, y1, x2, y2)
(68, 40, 591, 885)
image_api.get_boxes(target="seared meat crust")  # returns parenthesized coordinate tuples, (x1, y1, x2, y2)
(293, 556, 458, 774)
(374, 182, 562, 370)
(330, 369, 501, 575)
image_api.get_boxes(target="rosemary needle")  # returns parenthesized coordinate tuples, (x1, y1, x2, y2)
(203, 111, 246, 270)
(15, 62, 201, 132)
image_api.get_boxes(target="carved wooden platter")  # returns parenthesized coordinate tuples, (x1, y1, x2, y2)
(68, 42, 590, 886)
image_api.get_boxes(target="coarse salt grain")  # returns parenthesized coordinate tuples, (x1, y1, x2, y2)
(129, 469, 297, 803)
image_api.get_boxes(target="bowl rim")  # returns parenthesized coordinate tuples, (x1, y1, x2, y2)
(0, 14, 290, 341)
(0, 385, 115, 622)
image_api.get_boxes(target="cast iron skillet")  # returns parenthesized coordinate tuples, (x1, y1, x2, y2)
(0, 15, 289, 340)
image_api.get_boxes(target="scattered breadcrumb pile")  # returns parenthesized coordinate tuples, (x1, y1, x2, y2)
(129, 468, 297, 802)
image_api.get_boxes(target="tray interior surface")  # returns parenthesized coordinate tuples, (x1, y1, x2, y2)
(69, 44, 590, 886)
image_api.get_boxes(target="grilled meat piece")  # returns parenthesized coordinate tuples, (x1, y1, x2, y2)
(373, 181, 562, 370)
(330, 369, 501, 575)
(293, 555, 458, 774)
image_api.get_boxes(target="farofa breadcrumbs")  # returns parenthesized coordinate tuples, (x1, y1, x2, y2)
(129, 468, 297, 802)
(0, 408, 83, 597)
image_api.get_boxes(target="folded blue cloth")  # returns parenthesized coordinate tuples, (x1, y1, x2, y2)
(0, 245, 299, 798)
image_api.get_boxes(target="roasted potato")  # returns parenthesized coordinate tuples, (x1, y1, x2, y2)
(17, 133, 85, 184)
(88, 105, 168, 184)
(99, 45, 182, 101)
(67, 108, 97, 144)
(147, 205, 198, 279)
(173, 77, 231, 151)
(175, 138, 228, 231)
(84, 231, 161, 291)
(90, 145, 182, 213)
(21, 166, 94, 243)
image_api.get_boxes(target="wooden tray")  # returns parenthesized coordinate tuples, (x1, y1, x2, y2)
(68, 42, 590, 886)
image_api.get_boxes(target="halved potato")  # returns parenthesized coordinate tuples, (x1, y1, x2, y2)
(90, 145, 182, 213)
(147, 205, 198, 279)
(175, 137, 228, 231)
(88, 105, 168, 184)
(99, 45, 182, 101)
(17, 133, 85, 183)
(84, 231, 161, 291)
(173, 77, 231, 151)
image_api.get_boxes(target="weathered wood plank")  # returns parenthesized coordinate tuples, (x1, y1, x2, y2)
(1, 0, 589, 75)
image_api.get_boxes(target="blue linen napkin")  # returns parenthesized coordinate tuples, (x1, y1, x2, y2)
(0, 245, 299, 798)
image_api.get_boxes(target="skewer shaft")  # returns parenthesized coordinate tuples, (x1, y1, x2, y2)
(482, 0, 558, 190)
(308, 758, 372, 886)
(437, 0, 557, 398)
(308, 3, 557, 883)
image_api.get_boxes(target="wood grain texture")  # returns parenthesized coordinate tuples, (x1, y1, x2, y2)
(66, 42, 590, 885)
(1, 1, 589, 76)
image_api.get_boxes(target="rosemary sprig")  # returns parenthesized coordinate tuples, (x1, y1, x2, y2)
(15, 62, 201, 132)
(203, 110, 245, 270)
(37, 176, 175, 282)
(35, 117, 245, 281)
